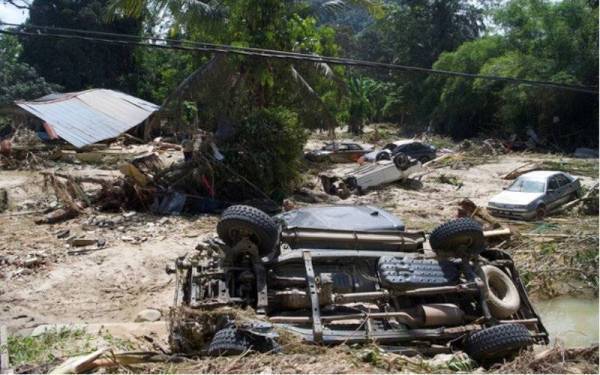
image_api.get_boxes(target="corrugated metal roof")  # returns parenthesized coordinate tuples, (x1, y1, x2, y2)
(16, 89, 159, 148)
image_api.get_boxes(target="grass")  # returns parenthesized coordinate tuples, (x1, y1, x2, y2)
(5, 327, 138, 370)
(6, 328, 94, 368)
(511, 216, 599, 298)
(540, 159, 599, 178)
(435, 174, 463, 187)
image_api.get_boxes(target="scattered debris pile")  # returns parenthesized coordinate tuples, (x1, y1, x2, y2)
(0, 128, 56, 170)
(36, 152, 278, 224)
(492, 344, 599, 374)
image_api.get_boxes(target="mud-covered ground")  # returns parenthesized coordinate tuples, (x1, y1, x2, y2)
(0, 132, 598, 373)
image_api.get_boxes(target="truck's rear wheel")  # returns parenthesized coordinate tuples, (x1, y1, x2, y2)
(217, 205, 279, 256)
(208, 326, 251, 356)
(429, 218, 485, 257)
(464, 324, 532, 364)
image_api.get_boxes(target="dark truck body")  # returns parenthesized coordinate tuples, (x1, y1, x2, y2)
(170, 205, 548, 362)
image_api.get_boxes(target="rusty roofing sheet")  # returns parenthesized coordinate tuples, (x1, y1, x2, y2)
(16, 89, 159, 148)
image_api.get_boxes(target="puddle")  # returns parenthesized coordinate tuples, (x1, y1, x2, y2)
(535, 296, 599, 347)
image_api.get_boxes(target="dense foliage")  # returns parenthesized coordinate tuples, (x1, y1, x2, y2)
(20, 0, 142, 92)
(426, 0, 598, 148)
(2, 0, 597, 195)
(0, 34, 59, 106)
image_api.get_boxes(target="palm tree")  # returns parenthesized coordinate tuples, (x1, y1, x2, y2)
(110, 0, 381, 137)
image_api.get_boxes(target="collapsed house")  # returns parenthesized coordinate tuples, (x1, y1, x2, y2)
(8, 89, 159, 148)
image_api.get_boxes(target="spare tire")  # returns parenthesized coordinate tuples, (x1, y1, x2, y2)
(429, 218, 485, 257)
(464, 323, 532, 363)
(393, 153, 411, 169)
(208, 326, 251, 356)
(482, 265, 521, 318)
(217, 205, 279, 256)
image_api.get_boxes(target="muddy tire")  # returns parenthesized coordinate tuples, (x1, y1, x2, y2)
(207, 327, 251, 356)
(482, 265, 521, 318)
(429, 218, 485, 257)
(464, 324, 532, 363)
(217, 205, 279, 256)
(535, 204, 546, 220)
(376, 152, 390, 161)
(393, 153, 411, 170)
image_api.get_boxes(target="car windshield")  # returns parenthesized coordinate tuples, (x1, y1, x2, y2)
(507, 178, 545, 193)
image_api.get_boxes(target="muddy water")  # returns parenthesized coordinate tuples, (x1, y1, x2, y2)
(535, 297, 599, 347)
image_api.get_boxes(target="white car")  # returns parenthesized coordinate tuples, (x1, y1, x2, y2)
(487, 171, 582, 220)
(321, 153, 423, 197)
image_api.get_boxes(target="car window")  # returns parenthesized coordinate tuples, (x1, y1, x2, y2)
(323, 144, 335, 151)
(507, 178, 545, 193)
(394, 145, 408, 153)
(556, 175, 571, 186)
(337, 144, 349, 151)
(547, 177, 559, 191)
(347, 144, 362, 150)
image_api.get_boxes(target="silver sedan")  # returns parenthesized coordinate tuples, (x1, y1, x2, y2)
(487, 171, 582, 220)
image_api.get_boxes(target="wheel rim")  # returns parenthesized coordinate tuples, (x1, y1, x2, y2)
(536, 207, 546, 219)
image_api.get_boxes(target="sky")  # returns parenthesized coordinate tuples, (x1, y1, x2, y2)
(0, 3, 29, 25)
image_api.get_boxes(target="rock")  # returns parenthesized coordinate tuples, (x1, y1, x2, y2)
(135, 309, 161, 322)
(56, 229, 71, 239)
(23, 256, 42, 268)
(123, 211, 137, 218)
(158, 217, 170, 225)
(68, 238, 97, 247)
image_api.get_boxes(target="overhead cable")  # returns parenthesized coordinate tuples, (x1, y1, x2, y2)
(0, 22, 597, 94)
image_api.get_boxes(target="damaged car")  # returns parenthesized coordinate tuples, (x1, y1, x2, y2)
(169, 204, 548, 364)
(363, 140, 437, 164)
(320, 153, 423, 198)
(305, 142, 373, 163)
(487, 171, 582, 220)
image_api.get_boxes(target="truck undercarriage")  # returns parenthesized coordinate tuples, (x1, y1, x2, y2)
(169, 205, 548, 364)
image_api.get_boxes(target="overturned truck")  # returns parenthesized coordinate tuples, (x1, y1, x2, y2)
(169, 205, 548, 364)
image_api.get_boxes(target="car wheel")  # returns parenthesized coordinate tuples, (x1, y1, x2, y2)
(376, 152, 390, 161)
(429, 218, 485, 257)
(419, 156, 430, 164)
(482, 265, 521, 318)
(393, 153, 411, 170)
(463, 324, 532, 364)
(535, 205, 546, 220)
(217, 205, 279, 256)
(208, 326, 251, 356)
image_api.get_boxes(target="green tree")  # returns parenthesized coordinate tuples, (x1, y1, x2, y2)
(429, 0, 598, 148)
(108, 0, 380, 194)
(0, 34, 59, 106)
(353, 0, 487, 126)
(20, 0, 142, 92)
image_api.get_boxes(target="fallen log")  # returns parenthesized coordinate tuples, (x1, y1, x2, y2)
(502, 163, 540, 180)
(423, 153, 455, 168)
(34, 208, 79, 224)
(483, 228, 512, 238)
(552, 182, 599, 215)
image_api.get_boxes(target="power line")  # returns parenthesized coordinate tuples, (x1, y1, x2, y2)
(0, 22, 598, 94)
